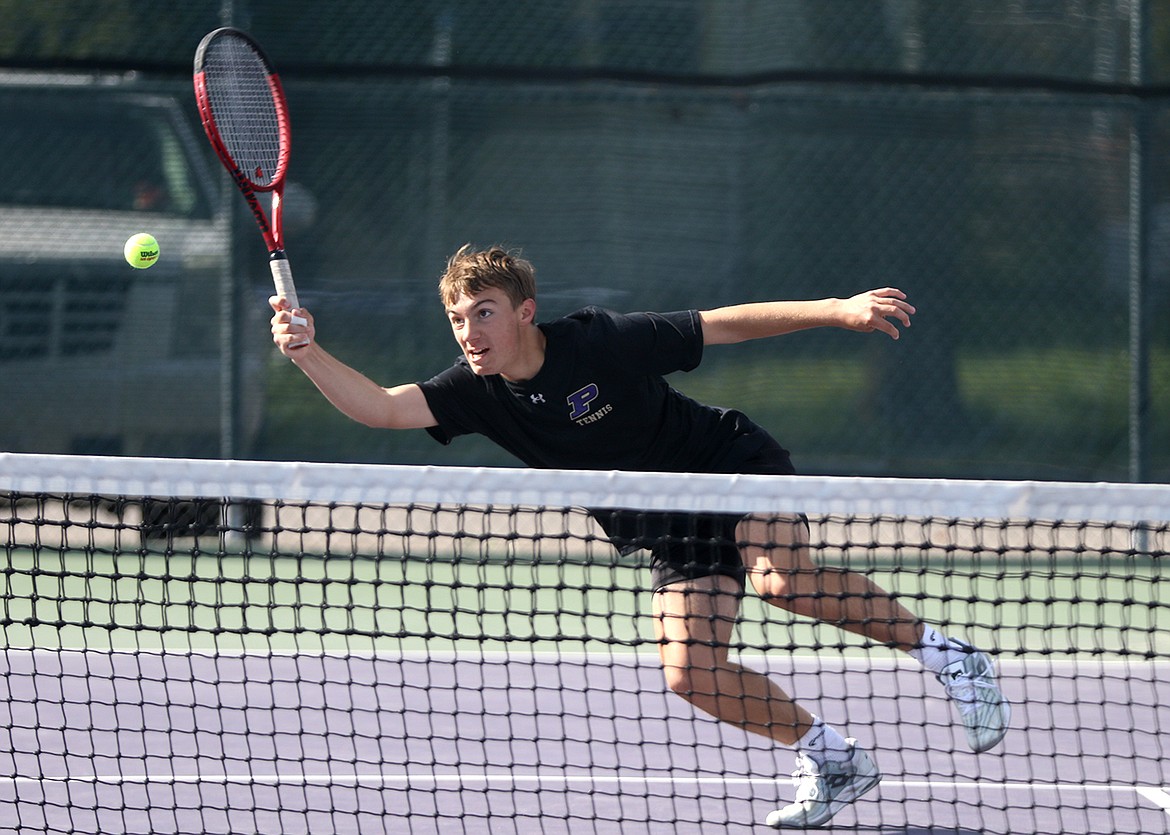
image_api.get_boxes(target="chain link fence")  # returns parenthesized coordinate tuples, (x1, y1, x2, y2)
(1, 1, 1166, 480)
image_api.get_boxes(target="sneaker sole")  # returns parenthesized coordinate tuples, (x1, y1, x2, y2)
(969, 699, 1012, 753)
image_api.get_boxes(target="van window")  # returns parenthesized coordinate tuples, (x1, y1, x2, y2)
(0, 98, 211, 218)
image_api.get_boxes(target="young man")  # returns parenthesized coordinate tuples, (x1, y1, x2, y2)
(269, 244, 1010, 829)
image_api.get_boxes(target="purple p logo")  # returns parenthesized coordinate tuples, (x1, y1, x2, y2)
(567, 384, 599, 420)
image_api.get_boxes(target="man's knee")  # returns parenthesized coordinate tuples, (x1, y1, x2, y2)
(661, 655, 719, 700)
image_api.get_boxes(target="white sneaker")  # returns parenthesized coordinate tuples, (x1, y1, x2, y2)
(766, 739, 881, 829)
(940, 640, 1011, 753)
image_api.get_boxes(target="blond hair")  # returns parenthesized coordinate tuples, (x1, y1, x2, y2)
(438, 244, 536, 308)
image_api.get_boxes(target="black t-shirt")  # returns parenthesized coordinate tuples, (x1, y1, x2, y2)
(418, 306, 776, 473)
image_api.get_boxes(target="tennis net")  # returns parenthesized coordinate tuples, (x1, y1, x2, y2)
(1, 452, 1168, 835)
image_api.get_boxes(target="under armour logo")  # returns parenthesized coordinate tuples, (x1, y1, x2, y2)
(530, 394, 546, 404)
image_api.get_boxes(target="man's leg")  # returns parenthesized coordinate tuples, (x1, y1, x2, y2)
(653, 574, 880, 828)
(737, 514, 922, 648)
(738, 514, 1010, 754)
(653, 574, 809, 743)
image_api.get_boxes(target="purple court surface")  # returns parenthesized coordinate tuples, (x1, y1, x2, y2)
(1, 650, 1167, 834)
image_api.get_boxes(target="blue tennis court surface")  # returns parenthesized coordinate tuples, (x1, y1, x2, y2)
(1, 650, 1167, 834)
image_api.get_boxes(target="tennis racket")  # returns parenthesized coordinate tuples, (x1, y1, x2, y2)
(193, 27, 299, 310)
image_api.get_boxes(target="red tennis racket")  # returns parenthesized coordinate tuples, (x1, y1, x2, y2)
(194, 27, 299, 309)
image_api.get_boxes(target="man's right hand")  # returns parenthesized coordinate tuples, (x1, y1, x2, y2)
(269, 295, 314, 354)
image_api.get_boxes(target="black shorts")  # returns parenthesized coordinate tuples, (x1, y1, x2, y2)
(590, 437, 797, 591)
(590, 508, 750, 591)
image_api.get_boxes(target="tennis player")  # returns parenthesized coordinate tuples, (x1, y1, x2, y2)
(269, 244, 1010, 829)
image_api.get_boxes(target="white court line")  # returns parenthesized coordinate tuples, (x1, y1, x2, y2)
(1135, 786, 1170, 820)
(7, 774, 1169, 818)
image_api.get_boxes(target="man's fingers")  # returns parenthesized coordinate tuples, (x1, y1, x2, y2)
(872, 318, 900, 340)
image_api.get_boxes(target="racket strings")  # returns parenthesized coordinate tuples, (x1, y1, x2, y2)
(202, 36, 284, 188)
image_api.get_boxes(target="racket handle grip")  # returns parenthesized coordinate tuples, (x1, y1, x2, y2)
(269, 251, 299, 311)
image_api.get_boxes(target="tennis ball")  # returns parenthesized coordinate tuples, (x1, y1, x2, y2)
(124, 233, 160, 269)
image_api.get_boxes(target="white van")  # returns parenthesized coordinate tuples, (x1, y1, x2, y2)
(0, 73, 264, 456)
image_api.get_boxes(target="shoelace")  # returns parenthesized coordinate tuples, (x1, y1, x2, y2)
(791, 772, 823, 802)
(789, 757, 821, 798)
(790, 758, 816, 783)
(790, 755, 849, 801)
(942, 670, 995, 715)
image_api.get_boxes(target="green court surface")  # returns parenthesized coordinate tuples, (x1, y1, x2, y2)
(2, 545, 1164, 659)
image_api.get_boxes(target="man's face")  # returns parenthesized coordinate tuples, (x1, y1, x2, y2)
(445, 288, 533, 378)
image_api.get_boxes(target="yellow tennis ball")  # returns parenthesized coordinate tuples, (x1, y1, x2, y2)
(124, 233, 160, 269)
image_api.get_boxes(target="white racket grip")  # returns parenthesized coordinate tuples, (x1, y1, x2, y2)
(269, 255, 299, 311)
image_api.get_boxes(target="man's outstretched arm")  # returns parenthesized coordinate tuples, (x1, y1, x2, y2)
(270, 295, 436, 431)
(698, 287, 915, 346)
